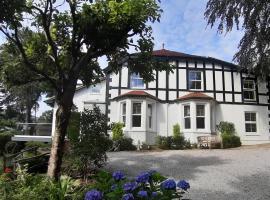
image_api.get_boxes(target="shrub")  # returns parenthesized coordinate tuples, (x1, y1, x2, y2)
(84, 170, 190, 199)
(222, 134, 241, 148)
(157, 136, 173, 150)
(0, 131, 14, 155)
(67, 111, 81, 143)
(111, 122, 124, 141)
(68, 107, 112, 179)
(172, 135, 185, 150)
(173, 123, 181, 139)
(118, 137, 136, 151)
(25, 141, 51, 149)
(217, 121, 236, 135)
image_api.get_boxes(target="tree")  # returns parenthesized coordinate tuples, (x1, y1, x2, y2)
(38, 110, 53, 123)
(205, 0, 270, 77)
(0, 0, 169, 179)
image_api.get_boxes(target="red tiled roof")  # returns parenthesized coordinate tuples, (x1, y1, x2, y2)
(114, 91, 160, 101)
(178, 92, 214, 101)
(152, 49, 198, 58)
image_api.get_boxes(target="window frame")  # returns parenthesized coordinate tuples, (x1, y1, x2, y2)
(244, 112, 257, 134)
(132, 101, 142, 128)
(183, 104, 191, 129)
(147, 104, 153, 129)
(120, 102, 126, 126)
(130, 73, 145, 89)
(196, 104, 205, 129)
(188, 70, 203, 90)
(243, 79, 256, 101)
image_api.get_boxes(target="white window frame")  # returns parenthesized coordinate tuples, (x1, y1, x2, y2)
(243, 79, 256, 101)
(147, 104, 153, 129)
(245, 112, 257, 134)
(130, 73, 145, 89)
(196, 104, 205, 129)
(189, 71, 203, 90)
(183, 104, 191, 129)
(132, 101, 142, 128)
(120, 102, 126, 126)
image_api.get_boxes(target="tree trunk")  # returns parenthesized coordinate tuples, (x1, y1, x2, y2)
(47, 80, 77, 180)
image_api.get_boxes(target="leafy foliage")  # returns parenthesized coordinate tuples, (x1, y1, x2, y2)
(205, 0, 270, 77)
(117, 137, 137, 151)
(157, 135, 189, 150)
(66, 111, 81, 143)
(68, 107, 112, 179)
(173, 123, 181, 139)
(217, 121, 236, 136)
(111, 122, 124, 141)
(222, 134, 241, 149)
(0, 131, 15, 155)
(85, 170, 190, 200)
(38, 110, 53, 123)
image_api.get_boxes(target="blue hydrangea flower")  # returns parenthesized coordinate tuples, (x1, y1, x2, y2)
(161, 179, 176, 190)
(122, 193, 135, 200)
(151, 192, 158, 197)
(136, 172, 150, 183)
(85, 189, 103, 200)
(123, 182, 138, 192)
(177, 180, 190, 191)
(137, 190, 148, 198)
(113, 171, 125, 181)
(111, 184, 117, 191)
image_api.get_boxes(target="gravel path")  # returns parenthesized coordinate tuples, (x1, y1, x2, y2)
(105, 145, 270, 200)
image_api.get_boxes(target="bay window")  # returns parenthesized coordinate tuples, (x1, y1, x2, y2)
(132, 102, 142, 127)
(196, 105, 205, 129)
(121, 102, 126, 126)
(184, 105, 191, 129)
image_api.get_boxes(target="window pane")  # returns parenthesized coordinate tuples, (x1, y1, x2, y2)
(133, 103, 141, 114)
(250, 113, 256, 121)
(149, 116, 152, 128)
(130, 73, 144, 88)
(245, 113, 250, 121)
(189, 81, 196, 89)
(196, 117, 205, 129)
(185, 118, 191, 129)
(196, 105, 205, 116)
(245, 123, 256, 132)
(244, 80, 254, 89)
(195, 81, 201, 89)
(244, 91, 255, 100)
(132, 116, 141, 127)
(148, 104, 152, 115)
(122, 116, 126, 125)
(122, 103, 126, 115)
(184, 106, 190, 117)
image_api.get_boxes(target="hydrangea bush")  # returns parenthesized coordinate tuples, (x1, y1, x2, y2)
(85, 170, 190, 200)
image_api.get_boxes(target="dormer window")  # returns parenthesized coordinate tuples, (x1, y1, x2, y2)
(189, 71, 202, 90)
(243, 80, 256, 101)
(130, 73, 144, 88)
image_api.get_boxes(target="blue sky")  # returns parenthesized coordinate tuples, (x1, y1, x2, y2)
(0, 0, 243, 116)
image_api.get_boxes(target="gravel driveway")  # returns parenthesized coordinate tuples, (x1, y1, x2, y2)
(105, 145, 270, 200)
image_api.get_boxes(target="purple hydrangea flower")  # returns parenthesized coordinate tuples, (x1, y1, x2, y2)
(137, 190, 148, 198)
(123, 182, 138, 192)
(85, 189, 103, 200)
(111, 184, 117, 191)
(151, 192, 158, 197)
(177, 180, 190, 191)
(136, 172, 150, 183)
(161, 179, 176, 190)
(113, 171, 125, 181)
(122, 193, 135, 200)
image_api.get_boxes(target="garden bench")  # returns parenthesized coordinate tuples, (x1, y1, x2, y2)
(197, 135, 221, 149)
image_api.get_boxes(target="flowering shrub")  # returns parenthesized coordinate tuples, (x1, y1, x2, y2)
(85, 170, 190, 200)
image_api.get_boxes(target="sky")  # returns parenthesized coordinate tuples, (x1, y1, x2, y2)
(0, 0, 243, 116)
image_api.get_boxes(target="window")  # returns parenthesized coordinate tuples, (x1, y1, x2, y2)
(184, 105, 191, 129)
(132, 102, 142, 127)
(243, 80, 256, 101)
(84, 103, 106, 113)
(89, 84, 101, 94)
(148, 104, 153, 129)
(121, 102, 126, 126)
(245, 112, 257, 133)
(130, 73, 144, 88)
(189, 71, 202, 90)
(196, 105, 205, 129)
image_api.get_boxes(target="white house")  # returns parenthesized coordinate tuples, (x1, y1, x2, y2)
(51, 49, 270, 145)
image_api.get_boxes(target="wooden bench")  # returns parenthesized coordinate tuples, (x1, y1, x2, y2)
(197, 136, 221, 149)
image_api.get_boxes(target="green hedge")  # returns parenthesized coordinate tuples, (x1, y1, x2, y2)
(0, 131, 14, 155)
(222, 134, 241, 148)
(117, 137, 136, 151)
(157, 136, 188, 150)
